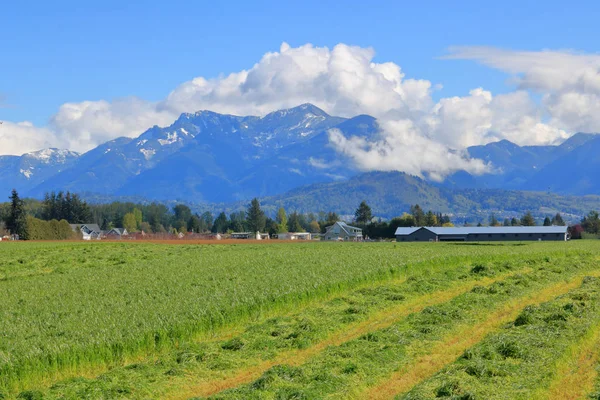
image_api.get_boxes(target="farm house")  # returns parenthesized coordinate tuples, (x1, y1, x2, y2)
(395, 226, 569, 242)
(323, 222, 363, 241)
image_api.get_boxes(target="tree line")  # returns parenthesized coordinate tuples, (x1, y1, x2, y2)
(2, 189, 600, 240)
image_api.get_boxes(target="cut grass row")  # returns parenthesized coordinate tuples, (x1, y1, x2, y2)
(196, 253, 598, 399)
(27, 250, 527, 399)
(401, 275, 600, 400)
(2, 241, 587, 395)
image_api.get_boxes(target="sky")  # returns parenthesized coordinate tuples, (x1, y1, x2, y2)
(2, 0, 600, 178)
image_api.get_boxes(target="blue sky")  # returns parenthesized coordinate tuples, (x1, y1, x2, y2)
(3, 0, 598, 125)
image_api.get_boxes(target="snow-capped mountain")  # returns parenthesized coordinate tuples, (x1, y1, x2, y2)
(26, 104, 358, 201)
(0, 148, 80, 197)
(2, 103, 599, 203)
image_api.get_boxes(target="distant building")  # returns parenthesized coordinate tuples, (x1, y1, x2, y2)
(231, 232, 252, 239)
(323, 222, 363, 241)
(69, 224, 102, 240)
(105, 228, 129, 239)
(395, 226, 569, 242)
(276, 232, 312, 240)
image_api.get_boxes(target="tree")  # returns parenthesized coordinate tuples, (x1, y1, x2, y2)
(489, 213, 499, 226)
(552, 213, 565, 226)
(521, 212, 536, 226)
(5, 190, 28, 239)
(543, 216, 552, 226)
(309, 220, 320, 233)
(173, 204, 192, 225)
(188, 215, 201, 233)
(276, 207, 288, 233)
(503, 218, 511, 227)
(424, 211, 437, 226)
(582, 211, 600, 234)
(355, 201, 373, 225)
(511, 217, 521, 226)
(212, 212, 229, 233)
(133, 208, 143, 227)
(288, 211, 304, 232)
(246, 198, 266, 233)
(410, 205, 425, 226)
(123, 212, 138, 232)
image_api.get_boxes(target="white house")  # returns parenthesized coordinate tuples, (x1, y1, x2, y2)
(277, 232, 312, 240)
(323, 222, 363, 241)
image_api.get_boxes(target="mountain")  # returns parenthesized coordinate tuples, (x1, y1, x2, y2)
(443, 133, 598, 190)
(524, 134, 600, 195)
(249, 171, 600, 222)
(32, 104, 356, 202)
(0, 149, 80, 196)
(2, 104, 600, 209)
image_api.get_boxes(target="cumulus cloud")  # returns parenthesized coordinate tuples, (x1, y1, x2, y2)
(446, 46, 600, 134)
(0, 121, 58, 156)
(2, 43, 599, 180)
(328, 120, 493, 181)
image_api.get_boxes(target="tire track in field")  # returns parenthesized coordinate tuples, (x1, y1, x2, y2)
(536, 321, 600, 400)
(362, 272, 600, 400)
(168, 268, 531, 400)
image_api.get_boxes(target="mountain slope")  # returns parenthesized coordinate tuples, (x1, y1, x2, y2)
(251, 171, 600, 220)
(525, 135, 600, 195)
(0, 149, 80, 196)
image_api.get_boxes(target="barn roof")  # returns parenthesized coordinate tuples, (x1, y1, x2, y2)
(395, 226, 568, 236)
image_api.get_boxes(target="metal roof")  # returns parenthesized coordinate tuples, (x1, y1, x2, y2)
(395, 226, 568, 236)
(394, 227, 422, 235)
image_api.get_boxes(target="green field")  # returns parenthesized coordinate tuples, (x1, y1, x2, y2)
(1, 241, 600, 399)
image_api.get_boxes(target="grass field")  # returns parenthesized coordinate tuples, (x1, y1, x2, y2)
(1, 241, 599, 399)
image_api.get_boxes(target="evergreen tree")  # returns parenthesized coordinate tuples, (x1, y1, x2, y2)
(212, 212, 229, 233)
(552, 213, 565, 226)
(511, 217, 521, 226)
(5, 189, 28, 239)
(410, 204, 425, 226)
(246, 198, 266, 233)
(288, 211, 304, 232)
(543, 216, 552, 226)
(425, 211, 438, 226)
(276, 207, 288, 233)
(503, 218, 511, 226)
(521, 212, 536, 226)
(582, 211, 600, 234)
(489, 213, 499, 226)
(187, 215, 201, 233)
(354, 201, 373, 225)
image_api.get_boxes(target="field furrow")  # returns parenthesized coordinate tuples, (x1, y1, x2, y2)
(205, 256, 598, 399)
(400, 275, 600, 400)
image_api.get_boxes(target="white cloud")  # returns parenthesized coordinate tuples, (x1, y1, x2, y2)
(0, 121, 57, 156)
(445, 46, 600, 134)
(328, 120, 492, 182)
(2, 43, 599, 180)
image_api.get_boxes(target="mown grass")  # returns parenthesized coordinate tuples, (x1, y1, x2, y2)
(38, 255, 524, 399)
(206, 252, 598, 399)
(401, 275, 600, 400)
(0, 241, 597, 398)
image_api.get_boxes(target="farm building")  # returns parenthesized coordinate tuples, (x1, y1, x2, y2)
(324, 222, 363, 241)
(276, 232, 312, 240)
(231, 232, 270, 240)
(105, 228, 129, 239)
(395, 226, 569, 242)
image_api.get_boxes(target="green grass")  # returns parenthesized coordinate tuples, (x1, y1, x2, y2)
(401, 275, 600, 400)
(209, 253, 596, 399)
(0, 241, 598, 399)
